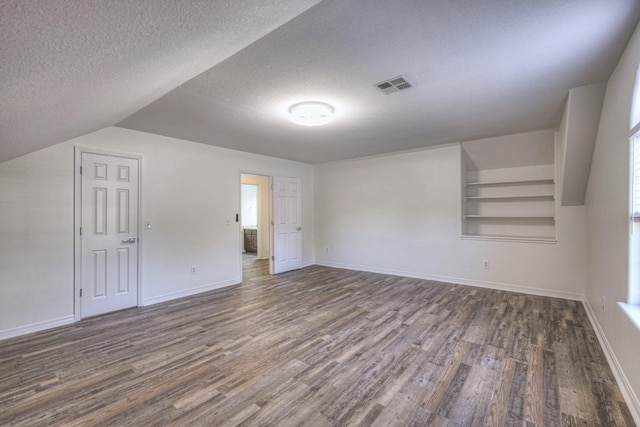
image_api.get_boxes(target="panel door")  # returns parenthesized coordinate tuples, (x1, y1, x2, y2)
(273, 177, 302, 274)
(81, 153, 139, 317)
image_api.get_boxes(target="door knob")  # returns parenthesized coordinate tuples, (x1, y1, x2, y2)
(121, 238, 137, 244)
(296, 227, 302, 231)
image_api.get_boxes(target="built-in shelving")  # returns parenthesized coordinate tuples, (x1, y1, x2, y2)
(461, 138, 557, 242)
(465, 178, 554, 187)
(464, 215, 555, 219)
(461, 234, 557, 244)
(465, 195, 554, 201)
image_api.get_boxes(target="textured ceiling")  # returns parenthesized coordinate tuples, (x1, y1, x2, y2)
(2, 0, 640, 164)
(0, 0, 321, 162)
(118, 0, 640, 163)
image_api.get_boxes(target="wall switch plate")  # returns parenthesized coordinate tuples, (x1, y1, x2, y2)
(144, 220, 151, 230)
(191, 265, 197, 275)
(483, 260, 490, 269)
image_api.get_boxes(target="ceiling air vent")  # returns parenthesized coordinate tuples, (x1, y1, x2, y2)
(374, 75, 414, 94)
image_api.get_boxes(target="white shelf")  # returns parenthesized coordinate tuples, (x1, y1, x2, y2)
(461, 138, 556, 241)
(465, 178, 554, 187)
(465, 195, 555, 201)
(462, 234, 557, 244)
(464, 215, 555, 219)
(462, 166, 556, 240)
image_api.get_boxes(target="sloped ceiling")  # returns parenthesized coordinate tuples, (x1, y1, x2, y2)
(2, 0, 640, 164)
(0, 0, 321, 162)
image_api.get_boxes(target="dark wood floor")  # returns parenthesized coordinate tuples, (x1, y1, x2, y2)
(0, 259, 634, 426)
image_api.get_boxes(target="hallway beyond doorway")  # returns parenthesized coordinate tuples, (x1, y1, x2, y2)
(242, 252, 269, 281)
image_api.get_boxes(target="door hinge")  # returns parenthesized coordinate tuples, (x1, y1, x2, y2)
(271, 256, 274, 261)
(79, 227, 82, 236)
(79, 289, 83, 297)
(79, 166, 83, 174)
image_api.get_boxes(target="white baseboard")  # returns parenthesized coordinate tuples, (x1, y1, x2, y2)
(0, 315, 75, 341)
(315, 260, 583, 301)
(142, 278, 240, 306)
(582, 299, 640, 426)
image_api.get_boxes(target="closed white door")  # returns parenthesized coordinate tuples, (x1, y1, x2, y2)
(273, 177, 302, 274)
(81, 153, 139, 317)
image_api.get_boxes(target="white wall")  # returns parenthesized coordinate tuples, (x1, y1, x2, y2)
(315, 137, 587, 298)
(585, 22, 640, 415)
(0, 126, 313, 336)
(0, 146, 75, 332)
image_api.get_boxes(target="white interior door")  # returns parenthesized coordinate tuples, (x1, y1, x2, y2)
(273, 176, 302, 274)
(80, 152, 139, 317)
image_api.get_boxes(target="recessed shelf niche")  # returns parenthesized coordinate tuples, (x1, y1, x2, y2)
(461, 130, 557, 243)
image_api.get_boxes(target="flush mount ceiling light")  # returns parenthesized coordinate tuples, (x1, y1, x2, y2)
(288, 102, 334, 126)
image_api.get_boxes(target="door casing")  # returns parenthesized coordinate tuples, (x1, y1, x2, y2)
(74, 146, 143, 320)
(239, 172, 275, 278)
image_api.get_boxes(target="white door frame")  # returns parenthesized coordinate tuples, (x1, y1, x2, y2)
(74, 146, 143, 320)
(240, 181, 264, 259)
(239, 171, 275, 279)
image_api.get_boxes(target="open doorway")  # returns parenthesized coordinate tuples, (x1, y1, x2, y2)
(240, 174, 270, 280)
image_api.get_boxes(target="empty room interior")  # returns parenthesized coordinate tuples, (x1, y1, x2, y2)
(3, 1, 640, 425)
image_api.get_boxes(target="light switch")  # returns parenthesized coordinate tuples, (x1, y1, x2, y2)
(144, 220, 152, 230)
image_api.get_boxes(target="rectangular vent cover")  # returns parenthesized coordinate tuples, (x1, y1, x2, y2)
(374, 75, 414, 94)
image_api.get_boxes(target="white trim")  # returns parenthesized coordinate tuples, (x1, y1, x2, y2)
(239, 170, 276, 277)
(74, 146, 143, 320)
(583, 300, 640, 426)
(74, 148, 82, 321)
(619, 302, 640, 332)
(142, 279, 240, 306)
(314, 260, 583, 301)
(629, 135, 640, 306)
(461, 235, 557, 244)
(269, 176, 274, 275)
(0, 315, 75, 341)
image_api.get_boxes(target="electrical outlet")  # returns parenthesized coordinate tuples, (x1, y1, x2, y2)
(325, 247, 329, 253)
(191, 265, 197, 275)
(602, 296, 606, 312)
(483, 260, 490, 269)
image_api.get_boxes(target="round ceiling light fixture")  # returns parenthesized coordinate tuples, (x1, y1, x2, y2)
(288, 102, 334, 126)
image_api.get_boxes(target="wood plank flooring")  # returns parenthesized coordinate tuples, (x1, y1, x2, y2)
(0, 260, 634, 426)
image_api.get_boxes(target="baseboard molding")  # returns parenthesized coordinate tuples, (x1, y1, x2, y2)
(0, 315, 75, 341)
(315, 260, 583, 301)
(582, 299, 640, 426)
(142, 278, 240, 306)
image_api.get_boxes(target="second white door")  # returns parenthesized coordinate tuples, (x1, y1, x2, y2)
(273, 177, 302, 274)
